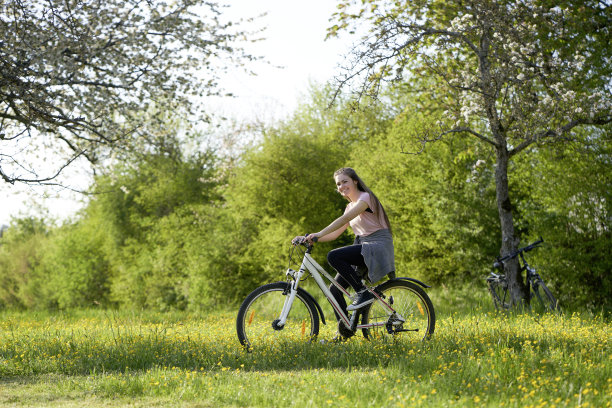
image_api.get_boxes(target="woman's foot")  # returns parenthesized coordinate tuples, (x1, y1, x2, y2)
(347, 289, 375, 311)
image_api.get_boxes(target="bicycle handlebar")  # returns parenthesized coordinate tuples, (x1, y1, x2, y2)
(493, 237, 544, 269)
(292, 234, 318, 247)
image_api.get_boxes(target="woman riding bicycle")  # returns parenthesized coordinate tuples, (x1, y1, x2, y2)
(293, 167, 395, 315)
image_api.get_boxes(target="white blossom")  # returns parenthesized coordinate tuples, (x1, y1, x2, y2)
(562, 90, 576, 102)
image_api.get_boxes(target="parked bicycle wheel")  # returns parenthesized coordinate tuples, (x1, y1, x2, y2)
(236, 282, 319, 351)
(531, 280, 559, 313)
(360, 279, 435, 341)
(487, 277, 511, 311)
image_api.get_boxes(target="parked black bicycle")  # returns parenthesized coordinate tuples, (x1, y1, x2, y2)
(487, 238, 559, 313)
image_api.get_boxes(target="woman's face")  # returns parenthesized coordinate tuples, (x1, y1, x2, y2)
(334, 173, 359, 200)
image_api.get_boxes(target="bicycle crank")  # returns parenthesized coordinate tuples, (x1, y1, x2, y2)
(385, 319, 419, 334)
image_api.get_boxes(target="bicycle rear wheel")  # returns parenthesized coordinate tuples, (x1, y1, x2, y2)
(488, 277, 511, 311)
(360, 279, 435, 342)
(236, 282, 319, 351)
(531, 280, 559, 313)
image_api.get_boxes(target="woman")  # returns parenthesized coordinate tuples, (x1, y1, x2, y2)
(293, 167, 395, 315)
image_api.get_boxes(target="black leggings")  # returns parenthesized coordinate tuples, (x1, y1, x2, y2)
(327, 245, 367, 291)
(327, 245, 367, 320)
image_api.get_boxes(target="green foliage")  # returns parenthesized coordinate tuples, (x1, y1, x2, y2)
(0, 217, 48, 308)
(512, 128, 612, 313)
(31, 222, 111, 309)
(0, 84, 608, 313)
(0, 129, 226, 310)
(185, 211, 297, 309)
(93, 147, 222, 311)
(352, 107, 499, 283)
(0, 212, 113, 310)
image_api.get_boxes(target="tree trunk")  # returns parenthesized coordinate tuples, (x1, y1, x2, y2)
(477, 28, 528, 309)
(494, 143, 527, 307)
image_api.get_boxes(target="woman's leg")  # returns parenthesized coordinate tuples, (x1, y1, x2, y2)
(328, 245, 375, 311)
(329, 273, 350, 321)
(327, 245, 367, 291)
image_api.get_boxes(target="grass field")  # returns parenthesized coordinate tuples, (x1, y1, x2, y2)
(0, 286, 610, 407)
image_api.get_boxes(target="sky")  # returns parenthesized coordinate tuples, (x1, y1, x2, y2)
(0, 0, 353, 227)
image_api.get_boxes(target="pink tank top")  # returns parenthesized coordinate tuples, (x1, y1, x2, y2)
(345, 192, 388, 236)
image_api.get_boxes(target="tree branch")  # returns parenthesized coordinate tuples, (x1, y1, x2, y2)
(0, 149, 85, 185)
(509, 116, 612, 157)
(402, 125, 498, 154)
(398, 22, 480, 55)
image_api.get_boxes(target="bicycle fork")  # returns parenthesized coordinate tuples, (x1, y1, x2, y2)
(275, 267, 306, 328)
(279, 267, 366, 333)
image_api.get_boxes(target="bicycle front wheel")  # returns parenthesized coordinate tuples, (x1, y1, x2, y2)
(531, 280, 559, 313)
(236, 282, 319, 351)
(361, 279, 435, 342)
(488, 278, 511, 311)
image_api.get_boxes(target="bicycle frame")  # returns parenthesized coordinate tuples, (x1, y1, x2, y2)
(278, 248, 402, 332)
(487, 238, 557, 312)
(519, 254, 544, 294)
(490, 254, 537, 295)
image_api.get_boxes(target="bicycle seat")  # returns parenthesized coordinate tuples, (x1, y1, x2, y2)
(356, 265, 396, 282)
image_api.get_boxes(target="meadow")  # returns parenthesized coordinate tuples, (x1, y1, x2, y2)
(0, 286, 610, 408)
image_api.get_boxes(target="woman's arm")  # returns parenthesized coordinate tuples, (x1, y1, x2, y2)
(294, 226, 346, 244)
(316, 225, 348, 242)
(306, 200, 368, 242)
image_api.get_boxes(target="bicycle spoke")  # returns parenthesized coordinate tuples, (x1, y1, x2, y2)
(531, 280, 559, 314)
(237, 282, 319, 351)
(361, 280, 434, 342)
(488, 277, 511, 311)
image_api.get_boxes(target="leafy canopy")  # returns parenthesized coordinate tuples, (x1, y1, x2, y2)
(328, 0, 611, 153)
(0, 0, 256, 185)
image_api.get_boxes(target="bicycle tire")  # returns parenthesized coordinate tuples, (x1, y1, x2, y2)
(488, 278, 511, 311)
(236, 282, 320, 351)
(360, 279, 435, 342)
(531, 280, 559, 313)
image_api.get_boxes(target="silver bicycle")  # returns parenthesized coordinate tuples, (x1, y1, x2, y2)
(236, 239, 435, 351)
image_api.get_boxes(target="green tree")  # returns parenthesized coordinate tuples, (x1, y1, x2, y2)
(88, 143, 221, 310)
(199, 87, 390, 301)
(31, 221, 111, 309)
(352, 103, 499, 284)
(329, 0, 611, 308)
(213, 124, 349, 295)
(512, 128, 611, 312)
(0, 217, 49, 308)
(0, 0, 255, 185)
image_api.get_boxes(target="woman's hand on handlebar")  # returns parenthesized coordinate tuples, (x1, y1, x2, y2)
(291, 236, 307, 245)
(291, 233, 320, 246)
(306, 233, 320, 243)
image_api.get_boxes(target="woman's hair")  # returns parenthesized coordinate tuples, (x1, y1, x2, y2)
(334, 167, 392, 233)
